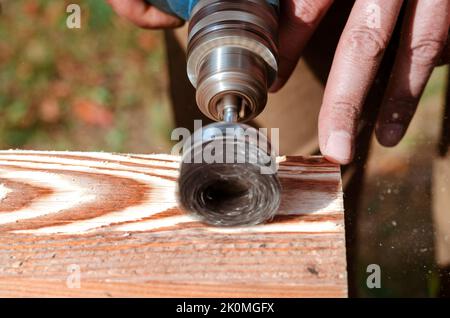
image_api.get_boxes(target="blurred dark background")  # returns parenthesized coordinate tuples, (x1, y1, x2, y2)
(0, 0, 449, 297)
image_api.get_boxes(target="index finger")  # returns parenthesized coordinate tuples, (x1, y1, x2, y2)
(270, 0, 334, 92)
(318, 0, 403, 164)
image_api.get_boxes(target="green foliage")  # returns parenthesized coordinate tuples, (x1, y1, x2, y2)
(86, 0, 114, 29)
(0, 0, 171, 153)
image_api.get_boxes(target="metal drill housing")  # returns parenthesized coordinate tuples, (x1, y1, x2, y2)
(187, 0, 279, 122)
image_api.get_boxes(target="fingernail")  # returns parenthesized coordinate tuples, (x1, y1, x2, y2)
(325, 131, 352, 164)
(377, 123, 404, 147)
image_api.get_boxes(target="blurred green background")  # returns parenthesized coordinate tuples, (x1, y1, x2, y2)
(0, 0, 449, 298)
(0, 0, 173, 153)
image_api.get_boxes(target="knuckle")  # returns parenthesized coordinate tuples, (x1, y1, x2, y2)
(409, 37, 446, 66)
(345, 26, 388, 59)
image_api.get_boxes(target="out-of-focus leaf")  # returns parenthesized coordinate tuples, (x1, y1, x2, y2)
(86, 0, 113, 30)
(5, 126, 36, 147)
(72, 99, 114, 127)
(6, 100, 29, 125)
(90, 87, 112, 105)
(39, 97, 61, 123)
(106, 125, 127, 152)
(25, 39, 50, 64)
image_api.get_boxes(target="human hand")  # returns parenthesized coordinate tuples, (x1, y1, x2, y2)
(107, 0, 184, 29)
(272, 0, 450, 164)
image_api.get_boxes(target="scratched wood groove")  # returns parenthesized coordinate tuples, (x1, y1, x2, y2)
(0, 150, 347, 297)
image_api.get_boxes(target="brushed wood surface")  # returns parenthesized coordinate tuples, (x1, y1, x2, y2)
(0, 151, 346, 297)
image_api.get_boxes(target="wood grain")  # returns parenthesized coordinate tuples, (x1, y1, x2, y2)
(0, 151, 346, 297)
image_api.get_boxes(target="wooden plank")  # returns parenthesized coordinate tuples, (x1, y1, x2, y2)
(0, 151, 346, 298)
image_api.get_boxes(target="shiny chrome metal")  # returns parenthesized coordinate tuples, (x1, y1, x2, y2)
(186, 0, 279, 122)
(195, 46, 268, 121)
(220, 94, 240, 123)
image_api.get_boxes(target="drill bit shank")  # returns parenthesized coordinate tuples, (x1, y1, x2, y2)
(221, 95, 240, 123)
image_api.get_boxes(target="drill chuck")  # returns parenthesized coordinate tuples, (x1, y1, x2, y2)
(186, 0, 279, 122)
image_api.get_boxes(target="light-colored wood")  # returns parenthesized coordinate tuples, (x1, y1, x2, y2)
(0, 150, 346, 297)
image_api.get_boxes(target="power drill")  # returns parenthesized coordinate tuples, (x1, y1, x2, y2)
(147, 0, 281, 226)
